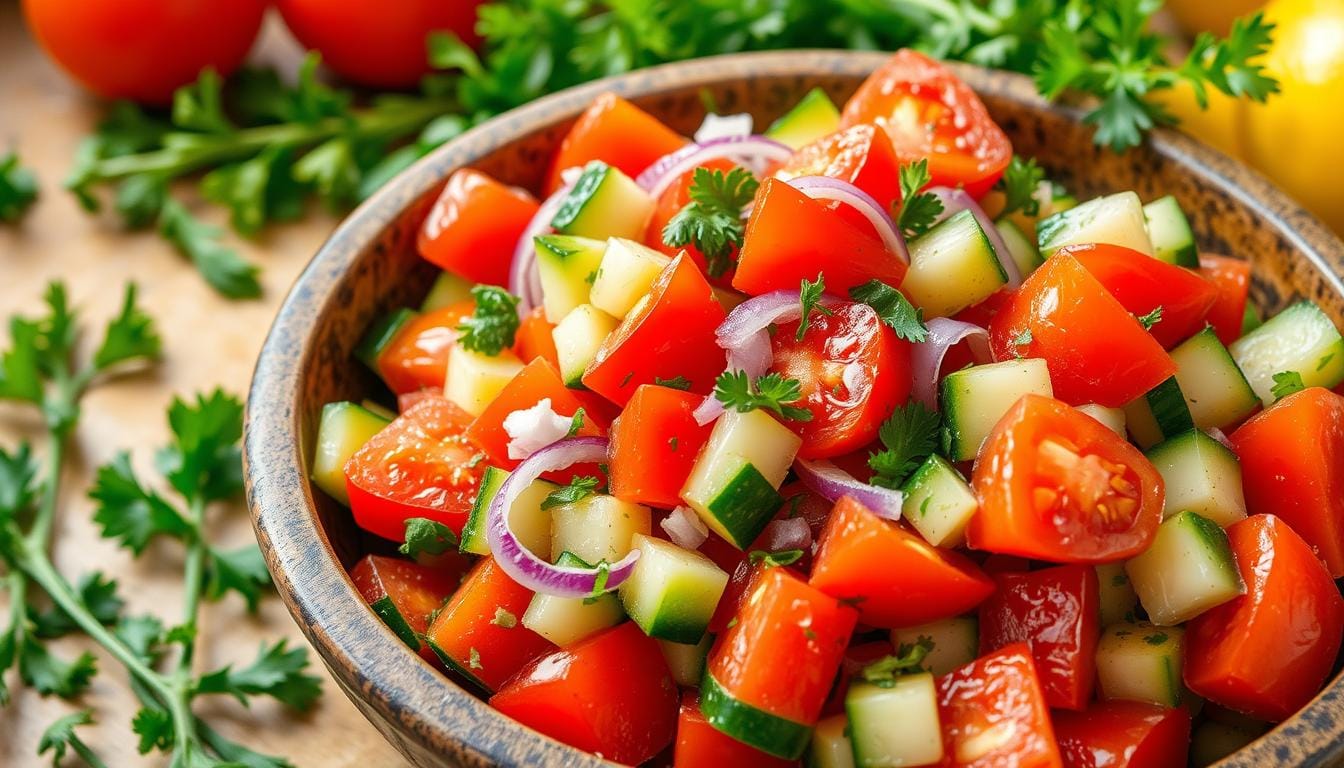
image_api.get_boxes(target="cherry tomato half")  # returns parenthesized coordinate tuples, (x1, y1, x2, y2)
(935, 643, 1063, 768)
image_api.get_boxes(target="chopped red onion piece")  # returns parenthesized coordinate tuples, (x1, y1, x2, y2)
(509, 183, 570, 312)
(912, 318, 993, 410)
(635, 135, 792, 200)
(758, 516, 812, 553)
(927, 186, 1021, 288)
(487, 437, 640, 598)
(794, 458, 904, 522)
(660, 506, 709, 550)
(1207, 427, 1234, 449)
(785, 176, 909, 264)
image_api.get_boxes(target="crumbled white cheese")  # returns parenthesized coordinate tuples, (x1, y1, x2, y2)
(694, 112, 753, 144)
(503, 398, 572, 460)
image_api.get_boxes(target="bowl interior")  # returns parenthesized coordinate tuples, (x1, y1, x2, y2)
(246, 50, 1344, 768)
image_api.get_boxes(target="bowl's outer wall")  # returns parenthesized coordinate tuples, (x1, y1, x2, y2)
(245, 51, 1344, 768)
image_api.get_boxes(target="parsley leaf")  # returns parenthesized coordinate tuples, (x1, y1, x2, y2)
(195, 639, 323, 711)
(869, 401, 942, 489)
(542, 476, 600, 510)
(1136, 306, 1164, 331)
(203, 544, 272, 613)
(662, 167, 758, 278)
(157, 199, 262, 299)
(849, 279, 928, 342)
(713, 370, 812, 422)
(895, 160, 944, 240)
(797, 273, 834, 341)
(19, 637, 98, 699)
(92, 284, 162, 371)
(0, 151, 38, 223)
(748, 549, 804, 568)
(38, 710, 105, 768)
(159, 389, 245, 503)
(1271, 370, 1306, 400)
(861, 637, 934, 687)
(654, 376, 692, 391)
(994, 155, 1046, 217)
(457, 285, 521, 356)
(565, 408, 586, 438)
(89, 452, 193, 554)
(30, 572, 125, 638)
(399, 518, 459, 561)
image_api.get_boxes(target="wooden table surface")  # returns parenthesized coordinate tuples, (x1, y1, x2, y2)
(0, 6, 411, 766)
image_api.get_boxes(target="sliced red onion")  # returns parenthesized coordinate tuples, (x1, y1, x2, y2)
(636, 135, 792, 200)
(758, 516, 811, 553)
(487, 437, 640, 598)
(660, 505, 709, 550)
(509, 183, 570, 312)
(794, 458, 904, 522)
(927, 186, 1021, 288)
(694, 113, 754, 144)
(785, 176, 909, 265)
(1207, 427, 1234, 450)
(912, 318, 993, 410)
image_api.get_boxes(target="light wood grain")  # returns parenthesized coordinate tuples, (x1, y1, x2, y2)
(0, 6, 410, 766)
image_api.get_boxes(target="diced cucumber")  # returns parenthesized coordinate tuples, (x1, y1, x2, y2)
(550, 161, 655, 242)
(900, 455, 978, 547)
(1241, 303, 1263, 336)
(940, 358, 1053, 461)
(1075, 403, 1126, 436)
(1145, 430, 1246, 526)
(890, 617, 978, 678)
(995, 218, 1042, 278)
(1142, 195, 1199, 268)
(619, 534, 728, 643)
(1125, 510, 1244, 625)
(359, 399, 397, 421)
(845, 674, 944, 768)
(1122, 376, 1193, 451)
(550, 493, 652, 566)
(551, 304, 618, 387)
(1170, 326, 1260, 429)
(903, 209, 1009, 318)
(809, 714, 856, 768)
(1037, 191, 1155, 258)
(420, 270, 475, 311)
(588, 237, 671, 319)
(1095, 563, 1138, 627)
(460, 466, 557, 557)
(659, 635, 711, 687)
(534, 234, 607, 323)
(1095, 621, 1185, 707)
(701, 669, 813, 759)
(444, 348, 524, 417)
(765, 87, 842, 149)
(1190, 720, 1264, 768)
(355, 307, 417, 370)
(681, 409, 801, 548)
(521, 551, 625, 646)
(311, 402, 390, 505)
(1230, 300, 1344, 406)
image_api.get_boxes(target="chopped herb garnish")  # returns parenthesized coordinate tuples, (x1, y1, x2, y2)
(994, 155, 1046, 217)
(662, 166, 758, 278)
(797, 273, 833, 341)
(620, 371, 635, 388)
(860, 637, 934, 687)
(1143, 632, 1169, 646)
(895, 160, 944, 240)
(849, 279, 928, 342)
(1136, 306, 1164, 331)
(748, 549, 804, 568)
(1318, 353, 1336, 372)
(584, 561, 611, 605)
(713, 370, 812, 422)
(1112, 572, 1129, 587)
(491, 608, 517, 629)
(869, 401, 941, 489)
(457, 285, 520, 356)
(466, 451, 487, 468)
(1271, 370, 1306, 401)
(541, 475, 600, 510)
(399, 518, 458, 561)
(565, 407, 586, 438)
(1011, 327, 1033, 355)
(654, 375, 692, 390)
(468, 647, 483, 670)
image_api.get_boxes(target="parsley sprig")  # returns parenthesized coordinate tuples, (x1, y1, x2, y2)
(714, 371, 813, 422)
(542, 476, 601, 510)
(861, 637, 935, 687)
(895, 160, 944, 241)
(994, 155, 1046, 217)
(0, 151, 38, 223)
(1271, 370, 1306, 401)
(849, 280, 929, 343)
(457, 285, 521, 356)
(662, 167, 759, 278)
(869, 401, 943, 489)
(797, 274, 834, 341)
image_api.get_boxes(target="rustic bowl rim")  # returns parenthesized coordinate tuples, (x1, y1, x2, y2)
(245, 49, 1344, 768)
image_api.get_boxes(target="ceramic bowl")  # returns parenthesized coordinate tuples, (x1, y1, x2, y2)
(244, 50, 1344, 768)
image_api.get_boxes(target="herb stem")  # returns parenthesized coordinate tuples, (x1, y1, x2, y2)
(25, 424, 66, 556)
(176, 495, 207, 678)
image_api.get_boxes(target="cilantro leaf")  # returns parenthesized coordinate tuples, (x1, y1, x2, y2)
(0, 442, 39, 519)
(654, 376, 692, 391)
(38, 710, 106, 768)
(18, 636, 97, 699)
(1136, 306, 1163, 331)
(662, 167, 758, 278)
(869, 401, 942, 489)
(849, 279, 928, 342)
(457, 285, 521, 356)
(399, 518, 458, 561)
(0, 314, 44, 403)
(797, 273, 833, 341)
(713, 370, 812, 422)
(172, 68, 234, 135)
(1271, 370, 1306, 401)
(565, 408, 586, 438)
(30, 572, 125, 638)
(861, 637, 934, 687)
(93, 283, 162, 371)
(89, 452, 192, 554)
(0, 151, 39, 223)
(994, 155, 1045, 217)
(131, 706, 174, 754)
(157, 200, 262, 299)
(195, 639, 322, 711)
(748, 549, 804, 568)
(895, 160, 944, 240)
(158, 388, 245, 503)
(115, 615, 166, 665)
(542, 476, 600, 510)
(204, 544, 272, 612)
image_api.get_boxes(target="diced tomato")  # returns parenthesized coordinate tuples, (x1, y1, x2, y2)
(935, 644, 1063, 768)
(545, 93, 687, 194)
(952, 288, 1014, 335)
(775, 123, 904, 213)
(969, 394, 1164, 563)
(978, 564, 1100, 710)
(977, 553, 1033, 575)
(425, 557, 554, 692)
(417, 169, 538, 286)
(376, 301, 473, 395)
(1231, 387, 1344, 576)
(464, 358, 605, 473)
(1198, 254, 1252, 346)
(608, 384, 713, 508)
(1184, 514, 1344, 721)
(349, 554, 468, 666)
(770, 301, 911, 458)
(810, 496, 995, 628)
(705, 552, 756, 634)
(583, 254, 726, 406)
(674, 692, 794, 768)
(1052, 701, 1190, 768)
(840, 49, 1012, 198)
(492, 622, 679, 765)
(514, 306, 560, 369)
(822, 640, 893, 716)
(345, 396, 485, 540)
(733, 178, 906, 297)
(1062, 243, 1218, 349)
(989, 254, 1177, 406)
(707, 566, 858, 726)
(398, 386, 442, 413)
(644, 158, 738, 282)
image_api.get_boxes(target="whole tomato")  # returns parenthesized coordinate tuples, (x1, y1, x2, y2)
(275, 0, 486, 88)
(21, 0, 266, 105)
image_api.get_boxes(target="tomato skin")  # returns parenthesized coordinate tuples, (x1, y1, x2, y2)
(775, 123, 904, 212)
(770, 302, 911, 459)
(609, 385, 714, 508)
(1198, 254, 1253, 346)
(840, 49, 1012, 198)
(545, 93, 688, 194)
(935, 644, 1063, 768)
(344, 397, 485, 540)
(417, 169, 539, 287)
(969, 394, 1164, 563)
(1184, 514, 1344, 721)
(376, 302, 473, 395)
(1052, 701, 1191, 768)
(464, 358, 605, 475)
(733, 178, 907, 297)
(1063, 243, 1218, 349)
(810, 497, 995, 628)
(978, 565, 1100, 710)
(583, 254, 726, 406)
(990, 254, 1177, 406)
(645, 158, 738, 281)
(275, 0, 484, 88)
(22, 0, 265, 104)
(514, 306, 560, 369)
(349, 554, 469, 666)
(491, 622, 679, 765)
(674, 692, 795, 768)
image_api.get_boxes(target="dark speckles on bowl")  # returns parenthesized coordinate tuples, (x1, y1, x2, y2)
(244, 51, 1344, 768)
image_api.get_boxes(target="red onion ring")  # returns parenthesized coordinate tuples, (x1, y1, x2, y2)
(635, 135, 792, 200)
(794, 458, 904, 521)
(927, 186, 1021, 288)
(784, 176, 909, 265)
(758, 516, 812, 552)
(509, 184, 570, 312)
(912, 318, 993, 410)
(486, 437, 640, 598)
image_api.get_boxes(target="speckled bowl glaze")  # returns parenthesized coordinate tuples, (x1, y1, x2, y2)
(245, 50, 1344, 768)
